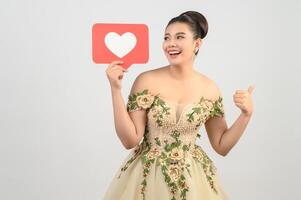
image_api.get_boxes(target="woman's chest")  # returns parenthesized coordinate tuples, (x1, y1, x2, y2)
(146, 96, 212, 130)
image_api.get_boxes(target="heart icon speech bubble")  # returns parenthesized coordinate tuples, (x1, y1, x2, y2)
(104, 32, 137, 58)
(92, 23, 149, 69)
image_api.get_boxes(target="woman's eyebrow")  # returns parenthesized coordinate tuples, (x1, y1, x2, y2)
(164, 32, 186, 36)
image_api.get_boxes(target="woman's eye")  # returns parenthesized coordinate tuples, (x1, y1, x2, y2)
(163, 36, 183, 40)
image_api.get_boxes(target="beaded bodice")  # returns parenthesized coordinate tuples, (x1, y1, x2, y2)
(126, 89, 225, 149)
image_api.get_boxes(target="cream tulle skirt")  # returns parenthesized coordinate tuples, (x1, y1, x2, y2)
(104, 147, 229, 200)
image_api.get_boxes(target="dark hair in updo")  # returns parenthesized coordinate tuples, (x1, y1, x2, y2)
(166, 11, 208, 55)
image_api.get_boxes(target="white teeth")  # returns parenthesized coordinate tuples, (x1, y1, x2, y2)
(168, 50, 181, 55)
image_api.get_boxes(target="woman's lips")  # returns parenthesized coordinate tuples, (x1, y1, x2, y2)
(167, 50, 182, 58)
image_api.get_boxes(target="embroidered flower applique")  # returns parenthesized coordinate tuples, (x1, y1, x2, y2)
(120, 89, 225, 200)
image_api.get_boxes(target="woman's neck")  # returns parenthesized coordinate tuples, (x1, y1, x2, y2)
(167, 64, 198, 81)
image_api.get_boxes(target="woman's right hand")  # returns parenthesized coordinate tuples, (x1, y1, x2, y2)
(105, 60, 129, 91)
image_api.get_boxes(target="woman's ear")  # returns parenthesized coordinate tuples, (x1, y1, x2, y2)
(195, 38, 202, 49)
(193, 38, 202, 54)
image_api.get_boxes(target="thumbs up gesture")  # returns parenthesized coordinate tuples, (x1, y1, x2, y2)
(233, 85, 255, 117)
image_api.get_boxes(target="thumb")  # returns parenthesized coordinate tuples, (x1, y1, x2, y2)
(248, 84, 255, 94)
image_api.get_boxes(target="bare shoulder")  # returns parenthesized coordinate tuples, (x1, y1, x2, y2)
(199, 73, 223, 100)
(129, 66, 166, 94)
(143, 65, 168, 76)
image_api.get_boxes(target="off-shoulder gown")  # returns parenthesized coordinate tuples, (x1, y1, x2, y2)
(104, 89, 229, 200)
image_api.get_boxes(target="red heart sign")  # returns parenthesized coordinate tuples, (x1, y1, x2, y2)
(92, 23, 149, 69)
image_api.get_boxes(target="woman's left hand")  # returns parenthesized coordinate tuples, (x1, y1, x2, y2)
(233, 85, 255, 117)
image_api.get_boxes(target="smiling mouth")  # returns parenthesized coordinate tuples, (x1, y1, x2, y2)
(167, 50, 182, 56)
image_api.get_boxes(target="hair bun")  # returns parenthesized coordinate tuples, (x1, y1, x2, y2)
(180, 11, 208, 39)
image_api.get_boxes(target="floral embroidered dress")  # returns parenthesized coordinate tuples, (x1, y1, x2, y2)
(104, 89, 229, 200)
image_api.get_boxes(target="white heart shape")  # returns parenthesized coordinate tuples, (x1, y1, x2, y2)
(104, 32, 137, 58)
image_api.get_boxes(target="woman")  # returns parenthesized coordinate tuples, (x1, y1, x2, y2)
(104, 10, 254, 200)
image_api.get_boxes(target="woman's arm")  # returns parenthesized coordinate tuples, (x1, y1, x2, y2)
(110, 73, 150, 150)
(205, 84, 255, 156)
(220, 112, 253, 156)
(110, 87, 138, 149)
(205, 112, 252, 156)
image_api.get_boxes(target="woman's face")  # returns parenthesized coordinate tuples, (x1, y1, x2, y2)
(162, 22, 201, 66)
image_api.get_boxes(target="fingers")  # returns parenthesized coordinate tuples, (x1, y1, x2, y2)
(235, 90, 245, 94)
(235, 102, 244, 107)
(108, 65, 128, 80)
(233, 93, 246, 98)
(234, 92, 249, 98)
(233, 92, 249, 103)
(235, 85, 255, 95)
(106, 61, 129, 77)
(233, 98, 244, 104)
(248, 85, 255, 94)
(233, 85, 254, 115)
(233, 85, 254, 105)
(108, 60, 124, 68)
(111, 65, 128, 72)
(107, 61, 128, 72)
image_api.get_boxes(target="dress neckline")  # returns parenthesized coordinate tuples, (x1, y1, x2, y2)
(138, 89, 223, 126)
(154, 95, 220, 126)
(154, 93, 221, 106)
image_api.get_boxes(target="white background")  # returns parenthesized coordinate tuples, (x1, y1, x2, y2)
(0, 0, 300, 199)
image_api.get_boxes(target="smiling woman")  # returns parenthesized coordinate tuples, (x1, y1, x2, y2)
(164, 11, 208, 56)
(104, 11, 229, 200)
(104, 10, 254, 200)
(161, 11, 208, 71)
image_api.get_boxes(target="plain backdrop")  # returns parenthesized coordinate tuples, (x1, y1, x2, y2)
(0, 0, 300, 199)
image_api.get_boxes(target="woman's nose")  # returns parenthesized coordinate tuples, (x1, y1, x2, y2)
(168, 41, 177, 48)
